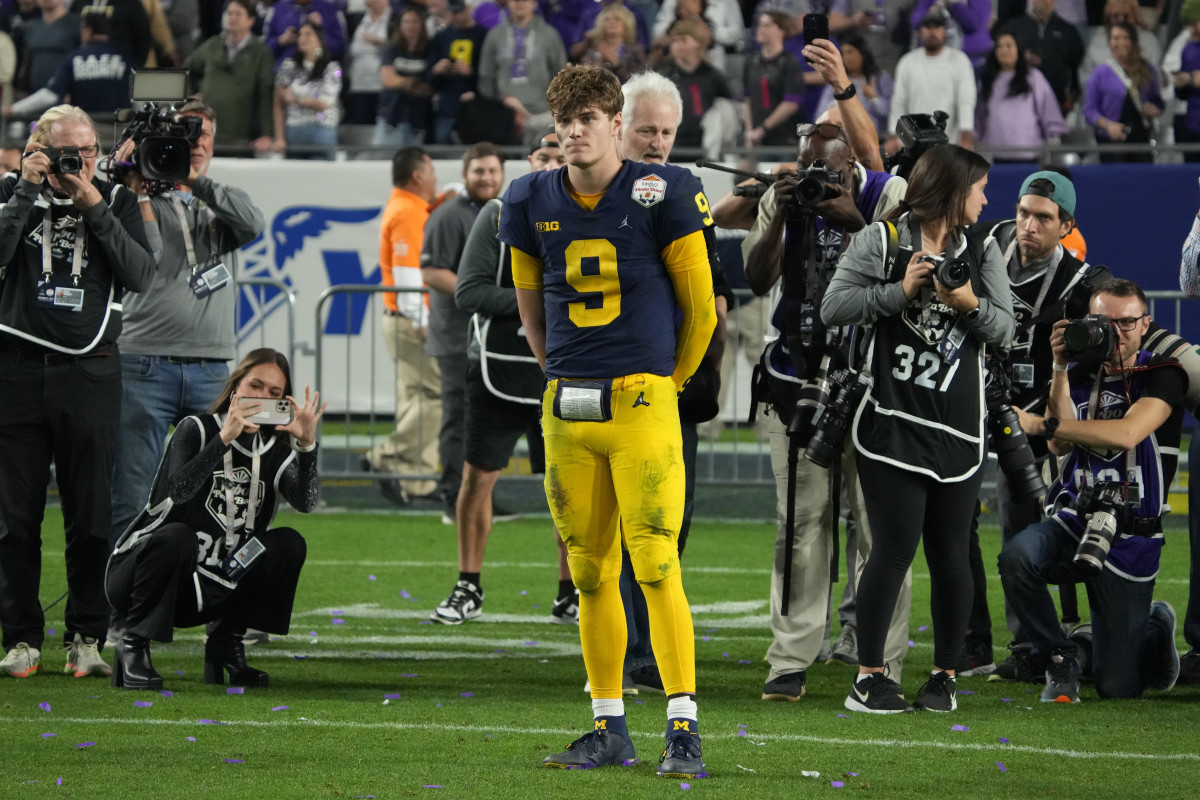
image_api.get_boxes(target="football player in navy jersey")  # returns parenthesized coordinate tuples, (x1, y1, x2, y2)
(499, 64, 716, 777)
(1002, 279, 1186, 703)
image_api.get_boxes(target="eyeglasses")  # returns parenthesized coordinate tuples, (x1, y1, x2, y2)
(796, 123, 850, 145)
(1111, 313, 1147, 331)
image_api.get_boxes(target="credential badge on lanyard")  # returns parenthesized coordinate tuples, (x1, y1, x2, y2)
(35, 205, 87, 312)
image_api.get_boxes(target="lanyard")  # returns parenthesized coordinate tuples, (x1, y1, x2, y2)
(41, 205, 86, 283)
(169, 193, 200, 274)
(222, 433, 261, 552)
(1025, 246, 1065, 322)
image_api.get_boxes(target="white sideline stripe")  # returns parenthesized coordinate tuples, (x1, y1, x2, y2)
(139, 646, 580, 661)
(7, 716, 1197, 762)
(295, 603, 776, 629)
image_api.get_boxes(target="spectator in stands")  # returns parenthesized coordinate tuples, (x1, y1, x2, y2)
(477, 0, 566, 145)
(0, 29, 15, 110)
(273, 21, 342, 160)
(1080, 0, 1161, 84)
(658, 18, 737, 158)
(889, 9, 976, 149)
(827, 0, 909, 73)
(428, 0, 485, 144)
(374, 6, 431, 146)
(15, 0, 79, 100)
(569, 0, 650, 60)
(578, 3, 646, 83)
(265, 0, 345, 64)
(907, 0, 992, 64)
(162, 0, 198, 61)
(650, 0, 734, 70)
(70, 0, 149, 66)
(975, 32, 1068, 162)
(10, 11, 130, 116)
(1171, 0, 1200, 162)
(744, 10, 804, 149)
(815, 34, 891, 140)
(344, 0, 390, 125)
(186, 0, 274, 156)
(1084, 21, 1163, 163)
(141, 0, 178, 66)
(999, 0, 1086, 115)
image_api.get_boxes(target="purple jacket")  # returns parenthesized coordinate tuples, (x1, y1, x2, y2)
(910, 0, 992, 61)
(266, 0, 346, 64)
(1083, 61, 1164, 141)
(975, 68, 1069, 159)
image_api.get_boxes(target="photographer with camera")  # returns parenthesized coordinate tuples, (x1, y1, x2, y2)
(822, 144, 1015, 713)
(0, 105, 154, 679)
(1000, 279, 1184, 702)
(106, 98, 265, 565)
(742, 120, 907, 703)
(106, 348, 325, 690)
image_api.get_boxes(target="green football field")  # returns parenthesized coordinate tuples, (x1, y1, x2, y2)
(3, 508, 1197, 799)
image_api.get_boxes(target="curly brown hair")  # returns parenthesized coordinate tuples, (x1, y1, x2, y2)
(545, 64, 623, 122)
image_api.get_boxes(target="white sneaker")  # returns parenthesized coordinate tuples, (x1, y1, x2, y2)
(1, 642, 41, 678)
(64, 634, 110, 677)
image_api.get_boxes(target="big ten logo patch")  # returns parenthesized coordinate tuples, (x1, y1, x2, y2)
(204, 467, 266, 533)
(537, 221, 560, 232)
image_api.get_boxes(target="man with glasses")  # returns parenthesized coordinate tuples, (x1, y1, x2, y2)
(741, 116, 907, 702)
(1002, 278, 1184, 703)
(0, 105, 154, 679)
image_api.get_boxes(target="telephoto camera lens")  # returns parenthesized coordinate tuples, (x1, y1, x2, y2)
(1063, 314, 1116, 359)
(787, 355, 832, 442)
(935, 257, 970, 290)
(1073, 508, 1120, 578)
(987, 405, 1046, 502)
(804, 371, 872, 468)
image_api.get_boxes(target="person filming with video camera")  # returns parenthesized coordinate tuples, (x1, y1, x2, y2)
(999, 278, 1184, 703)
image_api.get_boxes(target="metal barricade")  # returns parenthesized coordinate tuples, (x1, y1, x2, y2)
(234, 276, 298, 370)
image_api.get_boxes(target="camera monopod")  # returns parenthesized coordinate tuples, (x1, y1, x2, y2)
(694, 160, 781, 198)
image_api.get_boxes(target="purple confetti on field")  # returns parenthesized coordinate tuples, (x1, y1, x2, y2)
(847, 773, 859, 776)
(738, 659, 752, 664)
(634, 699, 644, 704)
(436, 703, 441, 708)
(227, 687, 244, 695)
(175, 670, 185, 675)
(161, 690, 174, 698)
(47, 629, 55, 636)
(831, 781, 845, 788)
(837, 714, 848, 718)
(402, 673, 419, 678)
(38, 702, 50, 712)
(272, 705, 290, 711)
(531, 604, 540, 609)
(423, 786, 443, 789)
(1001, 698, 1012, 702)
(41, 733, 56, 738)
(331, 618, 345, 625)
(722, 653, 730, 658)
(701, 636, 710, 642)
(56, 778, 62, 786)
(959, 690, 975, 695)
(460, 692, 474, 698)
(400, 590, 411, 599)
(333, 610, 344, 615)
(907, 640, 915, 647)
(999, 737, 1010, 743)
(419, 620, 434, 625)
(369, 575, 377, 581)
(917, 625, 929, 632)
(495, 649, 505, 654)
(76, 742, 95, 748)
(134, 701, 153, 707)
(738, 730, 746, 737)
(952, 724, 969, 732)
(681, 783, 691, 790)
(294, 655, 309, 660)
(187, 737, 196, 742)
(308, 631, 318, 636)
(199, 719, 219, 724)
(524, 641, 538, 646)
(385, 693, 401, 699)
(225, 759, 244, 764)
(997, 762, 1007, 772)
(705, 628, 718, 633)
(520, 590, 527, 596)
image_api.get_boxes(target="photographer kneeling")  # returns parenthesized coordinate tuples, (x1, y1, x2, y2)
(105, 348, 325, 690)
(1002, 279, 1184, 703)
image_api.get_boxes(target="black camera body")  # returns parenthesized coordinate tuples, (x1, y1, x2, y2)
(804, 369, 872, 468)
(118, 105, 202, 187)
(1071, 480, 1130, 577)
(790, 159, 844, 213)
(1063, 314, 1117, 362)
(920, 253, 971, 290)
(985, 359, 1046, 502)
(883, 112, 949, 179)
(42, 146, 84, 175)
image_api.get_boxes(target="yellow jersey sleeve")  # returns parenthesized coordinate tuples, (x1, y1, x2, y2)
(663, 231, 716, 391)
(661, 229, 710, 275)
(511, 246, 545, 291)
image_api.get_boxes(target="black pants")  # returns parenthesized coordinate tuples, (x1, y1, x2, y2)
(106, 525, 307, 642)
(0, 346, 121, 650)
(856, 456, 983, 669)
(436, 353, 468, 502)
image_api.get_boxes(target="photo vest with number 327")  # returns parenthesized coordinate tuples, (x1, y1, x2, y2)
(852, 217, 989, 482)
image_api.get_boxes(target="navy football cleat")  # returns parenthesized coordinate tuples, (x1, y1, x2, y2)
(543, 729, 638, 770)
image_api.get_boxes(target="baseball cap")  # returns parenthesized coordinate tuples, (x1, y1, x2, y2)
(1019, 170, 1076, 217)
(919, 9, 948, 26)
(529, 132, 560, 155)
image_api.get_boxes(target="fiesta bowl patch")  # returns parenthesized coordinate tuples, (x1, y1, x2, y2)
(632, 174, 666, 208)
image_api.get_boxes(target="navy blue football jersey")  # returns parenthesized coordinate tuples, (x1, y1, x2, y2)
(498, 160, 711, 380)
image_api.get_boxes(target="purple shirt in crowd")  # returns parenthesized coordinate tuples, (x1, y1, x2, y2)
(975, 68, 1068, 160)
(1083, 61, 1164, 141)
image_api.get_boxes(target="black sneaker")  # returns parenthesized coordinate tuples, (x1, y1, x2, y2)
(629, 665, 664, 694)
(492, 502, 520, 523)
(543, 728, 638, 769)
(551, 590, 579, 625)
(913, 670, 957, 712)
(1178, 650, 1200, 685)
(361, 456, 409, 507)
(1068, 623, 1093, 679)
(761, 671, 806, 701)
(955, 638, 996, 677)
(441, 502, 457, 526)
(1041, 652, 1081, 704)
(827, 627, 859, 666)
(1146, 601, 1180, 692)
(430, 580, 483, 624)
(988, 642, 1048, 684)
(844, 673, 913, 714)
(658, 731, 706, 778)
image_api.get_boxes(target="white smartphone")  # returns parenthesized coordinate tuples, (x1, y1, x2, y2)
(238, 396, 294, 426)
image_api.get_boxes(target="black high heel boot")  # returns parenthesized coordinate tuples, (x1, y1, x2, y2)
(111, 635, 163, 690)
(203, 626, 270, 687)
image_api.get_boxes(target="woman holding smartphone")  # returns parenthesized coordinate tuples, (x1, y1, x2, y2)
(822, 145, 1015, 714)
(105, 348, 326, 690)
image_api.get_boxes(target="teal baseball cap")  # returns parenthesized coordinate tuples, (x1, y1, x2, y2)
(1019, 170, 1076, 217)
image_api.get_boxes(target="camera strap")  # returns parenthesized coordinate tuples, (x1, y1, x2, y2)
(40, 204, 86, 283)
(1082, 370, 1140, 501)
(222, 433, 262, 553)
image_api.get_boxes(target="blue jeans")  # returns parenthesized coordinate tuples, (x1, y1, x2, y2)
(110, 355, 229, 544)
(998, 518, 1163, 698)
(432, 115, 456, 145)
(285, 122, 338, 160)
(373, 119, 424, 147)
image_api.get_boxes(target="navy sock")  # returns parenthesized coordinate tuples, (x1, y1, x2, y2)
(666, 717, 698, 738)
(595, 714, 628, 737)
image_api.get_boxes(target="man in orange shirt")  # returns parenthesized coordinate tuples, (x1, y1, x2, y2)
(365, 147, 442, 504)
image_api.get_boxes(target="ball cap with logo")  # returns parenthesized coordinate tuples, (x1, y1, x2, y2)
(1019, 170, 1077, 217)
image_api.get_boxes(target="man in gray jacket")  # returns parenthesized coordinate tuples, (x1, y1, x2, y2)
(477, 0, 566, 145)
